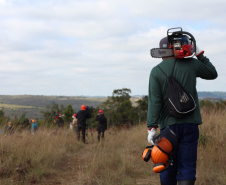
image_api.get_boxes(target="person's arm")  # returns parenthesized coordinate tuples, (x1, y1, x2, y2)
(195, 47, 218, 80)
(96, 115, 99, 121)
(147, 68, 162, 129)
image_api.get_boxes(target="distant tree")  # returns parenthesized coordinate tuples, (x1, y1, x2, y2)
(101, 88, 136, 126)
(41, 103, 65, 126)
(0, 109, 8, 127)
(63, 104, 74, 124)
(135, 96, 148, 124)
(0, 109, 5, 118)
(199, 99, 226, 112)
(86, 106, 95, 129)
(112, 88, 131, 100)
(17, 113, 30, 129)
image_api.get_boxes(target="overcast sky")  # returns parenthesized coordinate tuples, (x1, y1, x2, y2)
(0, 0, 225, 96)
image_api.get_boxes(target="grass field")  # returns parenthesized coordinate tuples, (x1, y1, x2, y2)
(0, 109, 225, 185)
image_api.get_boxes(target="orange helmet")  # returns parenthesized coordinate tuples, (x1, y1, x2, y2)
(142, 144, 170, 173)
(151, 145, 169, 163)
(142, 128, 177, 173)
(157, 137, 172, 153)
(31, 119, 36, 123)
(81, 105, 86, 110)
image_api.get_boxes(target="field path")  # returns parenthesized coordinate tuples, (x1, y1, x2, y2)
(45, 139, 96, 185)
(40, 130, 160, 185)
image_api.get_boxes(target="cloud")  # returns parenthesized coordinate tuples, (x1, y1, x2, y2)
(0, 0, 225, 96)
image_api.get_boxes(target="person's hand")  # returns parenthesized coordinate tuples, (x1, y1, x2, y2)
(147, 127, 157, 145)
(195, 46, 204, 57)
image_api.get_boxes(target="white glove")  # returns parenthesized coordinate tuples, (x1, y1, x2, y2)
(147, 127, 157, 145)
(195, 46, 204, 57)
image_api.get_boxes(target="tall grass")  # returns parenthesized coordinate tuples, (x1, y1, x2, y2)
(0, 109, 225, 185)
(0, 128, 83, 184)
(196, 109, 226, 185)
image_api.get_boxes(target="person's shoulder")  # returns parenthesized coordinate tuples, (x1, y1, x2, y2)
(150, 64, 159, 75)
(158, 58, 174, 67)
(77, 110, 82, 114)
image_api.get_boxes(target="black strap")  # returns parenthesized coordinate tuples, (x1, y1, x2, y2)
(157, 59, 177, 113)
(157, 59, 177, 78)
(158, 65, 168, 77)
(170, 59, 177, 76)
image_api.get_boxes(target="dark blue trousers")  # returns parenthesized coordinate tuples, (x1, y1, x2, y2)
(160, 123, 199, 185)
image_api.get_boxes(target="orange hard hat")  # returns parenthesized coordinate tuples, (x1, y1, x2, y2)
(151, 145, 169, 165)
(157, 137, 172, 153)
(81, 105, 86, 110)
(142, 128, 176, 173)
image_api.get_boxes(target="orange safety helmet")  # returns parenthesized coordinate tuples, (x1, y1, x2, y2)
(142, 140, 171, 173)
(142, 128, 177, 173)
(81, 105, 86, 110)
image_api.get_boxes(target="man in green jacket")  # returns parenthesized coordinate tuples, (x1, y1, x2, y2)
(147, 36, 218, 185)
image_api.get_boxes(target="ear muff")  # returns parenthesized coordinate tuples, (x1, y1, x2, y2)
(142, 148, 151, 162)
(142, 146, 153, 162)
(153, 163, 166, 173)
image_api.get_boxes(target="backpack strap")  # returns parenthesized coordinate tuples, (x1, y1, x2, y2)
(158, 65, 168, 77)
(170, 59, 177, 77)
(158, 59, 177, 77)
(157, 59, 177, 112)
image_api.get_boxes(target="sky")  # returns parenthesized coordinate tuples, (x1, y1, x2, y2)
(0, 0, 225, 97)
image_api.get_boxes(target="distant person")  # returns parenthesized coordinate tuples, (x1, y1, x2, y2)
(54, 113, 64, 132)
(31, 119, 38, 135)
(76, 105, 91, 143)
(71, 113, 77, 132)
(96, 110, 107, 142)
(6, 122, 14, 135)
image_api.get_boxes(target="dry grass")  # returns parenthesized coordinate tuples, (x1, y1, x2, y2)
(0, 129, 83, 185)
(196, 109, 226, 185)
(0, 103, 36, 109)
(0, 109, 225, 185)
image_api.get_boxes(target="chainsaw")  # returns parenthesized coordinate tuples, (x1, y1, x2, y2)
(150, 27, 196, 59)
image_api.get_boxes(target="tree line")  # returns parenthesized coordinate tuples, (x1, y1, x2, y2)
(0, 88, 148, 130)
(0, 88, 225, 131)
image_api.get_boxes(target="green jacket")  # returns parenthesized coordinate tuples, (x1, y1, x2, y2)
(147, 54, 218, 129)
